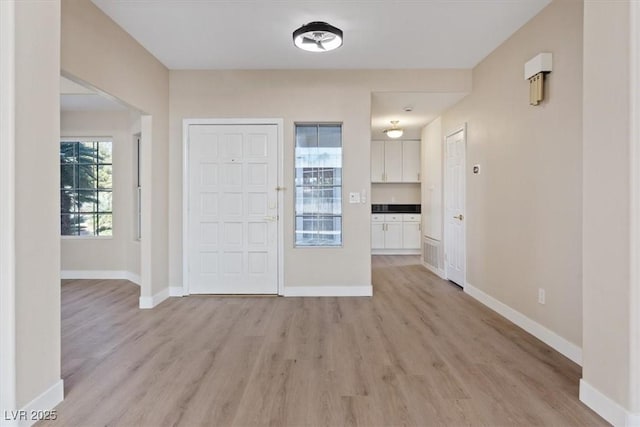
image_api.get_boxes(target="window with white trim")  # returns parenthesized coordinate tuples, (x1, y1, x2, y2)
(60, 139, 113, 236)
(294, 123, 342, 247)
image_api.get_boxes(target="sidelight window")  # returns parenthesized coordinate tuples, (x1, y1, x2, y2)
(294, 123, 342, 247)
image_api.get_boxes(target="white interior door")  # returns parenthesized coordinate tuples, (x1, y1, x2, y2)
(187, 124, 278, 294)
(444, 127, 466, 287)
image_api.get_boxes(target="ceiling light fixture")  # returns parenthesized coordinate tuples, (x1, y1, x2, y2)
(293, 21, 343, 53)
(383, 120, 404, 139)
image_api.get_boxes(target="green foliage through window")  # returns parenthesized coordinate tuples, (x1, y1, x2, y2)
(60, 140, 113, 236)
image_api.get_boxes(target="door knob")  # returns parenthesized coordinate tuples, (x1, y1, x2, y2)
(453, 214, 464, 221)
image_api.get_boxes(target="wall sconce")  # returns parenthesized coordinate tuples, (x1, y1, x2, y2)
(524, 53, 552, 106)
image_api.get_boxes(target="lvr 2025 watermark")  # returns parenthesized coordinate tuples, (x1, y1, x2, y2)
(3, 409, 57, 422)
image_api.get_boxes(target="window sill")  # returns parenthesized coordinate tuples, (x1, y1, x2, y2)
(294, 245, 343, 249)
(61, 235, 114, 240)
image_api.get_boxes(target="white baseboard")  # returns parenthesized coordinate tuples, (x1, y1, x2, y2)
(124, 272, 141, 285)
(139, 288, 169, 309)
(7, 379, 64, 427)
(169, 286, 184, 297)
(422, 261, 446, 279)
(60, 270, 140, 286)
(283, 285, 373, 297)
(464, 282, 582, 365)
(579, 379, 640, 426)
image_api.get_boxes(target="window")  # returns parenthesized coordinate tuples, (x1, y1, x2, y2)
(295, 123, 342, 246)
(60, 139, 113, 236)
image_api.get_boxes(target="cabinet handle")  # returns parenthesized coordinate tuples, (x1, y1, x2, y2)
(382, 173, 385, 182)
(417, 172, 420, 181)
(418, 223, 421, 231)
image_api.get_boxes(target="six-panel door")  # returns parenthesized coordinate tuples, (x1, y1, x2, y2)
(187, 124, 278, 294)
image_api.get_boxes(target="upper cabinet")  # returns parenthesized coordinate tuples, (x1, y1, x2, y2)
(371, 140, 421, 183)
(402, 140, 421, 182)
(384, 141, 403, 182)
(371, 141, 385, 183)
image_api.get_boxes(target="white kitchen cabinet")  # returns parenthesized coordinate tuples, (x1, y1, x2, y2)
(372, 214, 421, 253)
(402, 140, 421, 183)
(371, 141, 385, 183)
(384, 142, 403, 182)
(385, 223, 403, 248)
(402, 222, 421, 249)
(371, 140, 420, 183)
(371, 222, 385, 249)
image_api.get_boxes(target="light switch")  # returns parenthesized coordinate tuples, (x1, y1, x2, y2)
(349, 192, 361, 204)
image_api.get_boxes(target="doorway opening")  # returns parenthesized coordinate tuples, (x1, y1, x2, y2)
(369, 92, 467, 286)
(59, 75, 144, 288)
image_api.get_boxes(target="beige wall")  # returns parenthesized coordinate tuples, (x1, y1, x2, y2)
(421, 117, 443, 241)
(60, 110, 140, 275)
(13, 0, 62, 408)
(441, 0, 583, 346)
(582, 0, 634, 413)
(169, 70, 471, 289)
(61, 0, 169, 296)
(371, 184, 421, 204)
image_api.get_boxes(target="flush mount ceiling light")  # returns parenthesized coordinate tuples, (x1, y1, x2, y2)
(383, 120, 404, 139)
(293, 21, 343, 52)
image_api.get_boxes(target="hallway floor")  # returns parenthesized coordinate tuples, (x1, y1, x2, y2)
(41, 256, 606, 426)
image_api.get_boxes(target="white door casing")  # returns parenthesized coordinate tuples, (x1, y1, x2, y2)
(183, 120, 282, 294)
(444, 126, 466, 287)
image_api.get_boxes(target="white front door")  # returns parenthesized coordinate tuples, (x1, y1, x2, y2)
(444, 127, 466, 287)
(187, 124, 279, 294)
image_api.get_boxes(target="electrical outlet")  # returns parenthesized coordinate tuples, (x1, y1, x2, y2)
(348, 192, 360, 204)
(538, 288, 546, 305)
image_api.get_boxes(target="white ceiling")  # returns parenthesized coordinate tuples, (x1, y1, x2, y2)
(60, 76, 128, 111)
(60, 94, 129, 112)
(371, 92, 468, 139)
(91, 0, 551, 70)
(80, 2, 549, 131)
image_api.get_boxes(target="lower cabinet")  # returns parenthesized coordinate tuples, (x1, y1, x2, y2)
(402, 222, 421, 249)
(372, 214, 421, 254)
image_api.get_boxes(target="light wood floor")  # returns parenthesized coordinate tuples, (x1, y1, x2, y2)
(41, 256, 606, 426)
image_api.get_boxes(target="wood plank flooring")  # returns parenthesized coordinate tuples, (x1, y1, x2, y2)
(40, 256, 607, 426)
